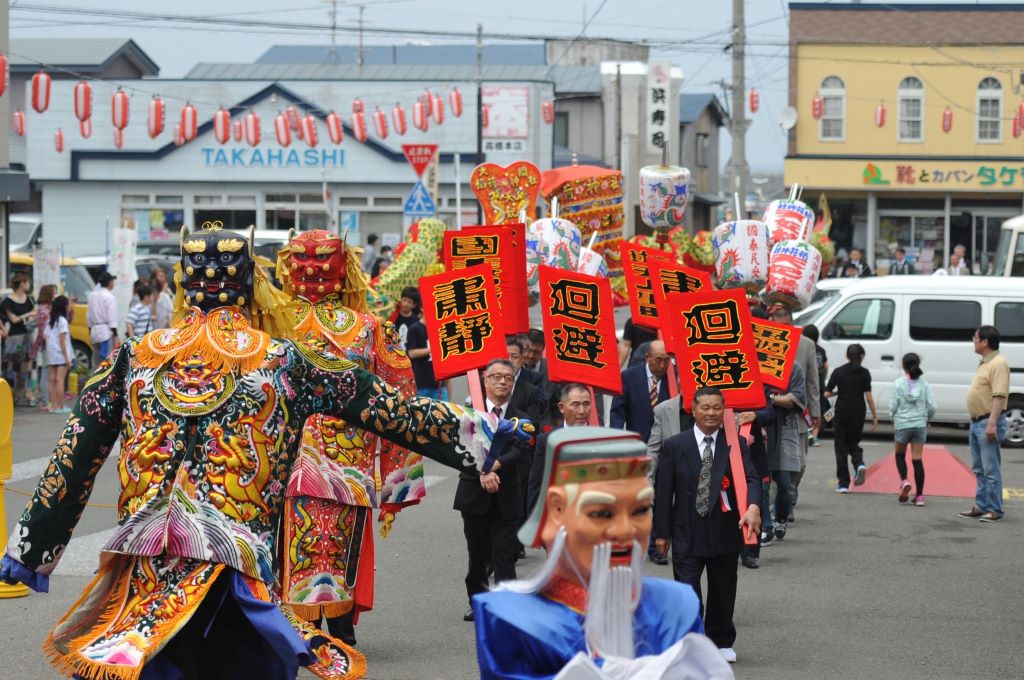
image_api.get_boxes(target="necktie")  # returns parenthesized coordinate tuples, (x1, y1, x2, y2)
(649, 376, 659, 407)
(695, 436, 714, 517)
(491, 405, 503, 418)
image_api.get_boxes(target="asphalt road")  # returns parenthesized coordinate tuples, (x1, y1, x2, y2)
(2, 407, 1023, 679)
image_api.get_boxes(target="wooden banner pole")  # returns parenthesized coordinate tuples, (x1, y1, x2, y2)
(656, 329, 680, 398)
(724, 407, 757, 546)
(467, 368, 485, 411)
(586, 385, 600, 426)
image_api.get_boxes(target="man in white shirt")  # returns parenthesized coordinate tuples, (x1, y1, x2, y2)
(85, 272, 118, 366)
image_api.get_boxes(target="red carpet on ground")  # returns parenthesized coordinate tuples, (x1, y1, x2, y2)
(850, 445, 977, 498)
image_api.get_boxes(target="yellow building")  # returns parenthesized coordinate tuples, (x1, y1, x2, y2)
(784, 3, 1024, 274)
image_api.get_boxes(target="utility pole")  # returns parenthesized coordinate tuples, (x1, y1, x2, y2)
(357, 4, 365, 71)
(730, 0, 749, 218)
(476, 23, 484, 223)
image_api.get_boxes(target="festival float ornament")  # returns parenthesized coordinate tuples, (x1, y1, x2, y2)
(12, 110, 24, 137)
(749, 88, 759, 114)
(73, 80, 92, 122)
(525, 216, 582, 297)
(471, 161, 542, 224)
(541, 99, 554, 124)
(449, 86, 463, 117)
(31, 71, 51, 113)
(373, 108, 388, 139)
(79, 117, 92, 139)
(712, 220, 771, 295)
(811, 94, 823, 120)
(764, 239, 822, 310)
(232, 120, 242, 141)
(412, 99, 427, 132)
(391, 103, 407, 136)
(762, 186, 814, 245)
(53, 128, 64, 153)
(351, 110, 367, 142)
(147, 95, 165, 138)
(301, 114, 318, 147)
(111, 88, 130, 130)
(0, 53, 7, 97)
(639, 164, 691, 240)
(113, 128, 124, 149)
(874, 101, 887, 128)
(942, 107, 953, 133)
(274, 112, 291, 147)
(244, 110, 260, 147)
(352, 98, 364, 115)
(213, 107, 231, 144)
(809, 230, 836, 269)
(325, 110, 343, 144)
(180, 102, 198, 142)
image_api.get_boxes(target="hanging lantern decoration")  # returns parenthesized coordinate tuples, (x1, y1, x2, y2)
(31, 71, 52, 113)
(0, 53, 8, 97)
(325, 111, 344, 144)
(232, 120, 243, 141)
(286, 105, 300, 130)
(113, 128, 124, 149)
(811, 95, 823, 121)
(213, 107, 231, 144)
(874, 101, 887, 128)
(79, 117, 92, 139)
(373, 108, 388, 139)
(749, 88, 759, 114)
(73, 80, 92, 122)
(412, 99, 428, 132)
(244, 110, 261, 147)
(111, 88, 130, 131)
(433, 93, 445, 125)
(147, 95, 165, 139)
(173, 123, 184, 147)
(449, 87, 463, 118)
(1017, 101, 1024, 130)
(391, 103, 407, 136)
(352, 98, 364, 115)
(12, 110, 25, 137)
(351, 110, 367, 143)
(301, 114, 318, 147)
(54, 128, 64, 153)
(941, 107, 953, 133)
(1014, 115, 1023, 140)
(180, 102, 198, 142)
(482, 104, 490, 129)
(541, 99, 554, 124)
(422, 89, 434, 118)
(274, 112, 291, 147)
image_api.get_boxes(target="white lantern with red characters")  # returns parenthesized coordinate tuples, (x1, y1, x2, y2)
(233, 120, 242, 141)
(214, 107, 231, 144)
(874, 101, 886, 128)
(391, 104, 407, 136)
(541, 99, 554, 124)
(450, 87, 463, 117)
(433, 93, 445, 125)
(79, 117, 92, 139)
(147, 96, 165, 139)
(764, 240, 822, 311)
(244, 111, 261, 147)
(351, 110, 367, 143)
(413, 100, 428, 132)
(301, 115, 318, 147)
(32, 71, 51, 113)
(811, 95, 823, 121)
(12, 110, 25, 137)
(0, 53, 7, 97)
(113, 128, 124, 149)
(373, 108, 388, 139)
(73, 81, 92, 122)
(54, 128, 64, 153)
(325, 111, 343, 144)
(275, 112, 291, 147)
(180, 102, 198, 142)
(112, 88, 130, 131)
(762, 199, 814, 245)
(749, 88, 759, 114)
(942, 108, 953, 133)
(712, 220, 771, 294)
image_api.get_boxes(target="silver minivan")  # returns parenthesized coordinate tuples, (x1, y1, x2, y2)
(799, 276, 1024, 446)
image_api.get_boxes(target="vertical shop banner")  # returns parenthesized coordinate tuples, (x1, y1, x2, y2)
(750, 319, 802, 390)
(538, 265, 622, 395)
(443, 224, 529, 334)
(665, 287, 765, 409)
(31, 246, 62, 294)
(646, 60, 672, 154)
(109, 226, 138, 335)
(650, 260, 713, 345)
(420, 263, 507, 381)
(620, 241, 674, 331)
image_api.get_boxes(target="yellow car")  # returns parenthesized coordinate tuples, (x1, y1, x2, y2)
(8, 252, 96, 372)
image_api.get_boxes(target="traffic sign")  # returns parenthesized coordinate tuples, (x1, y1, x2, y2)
(403, 180, 437, 216)
(402, 144, 438, 178)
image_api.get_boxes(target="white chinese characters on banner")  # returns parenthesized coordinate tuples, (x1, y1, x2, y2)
(109, 226, 138, 336)
(31, 246, 62, 295)
(646, 60, 672, 155)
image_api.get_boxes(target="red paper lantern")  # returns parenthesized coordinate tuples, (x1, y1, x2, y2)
(173, 123, 184, 147)
(147, 96, 165, 139)
(180, 102, 198, 142)
(391, 104, 407, 136)
(12, 110, 24, 137)
(213, 107, 231, 144)
(274, 112, 291, 146)
(32, 71, 51, 113)
(1014, 115, 1022, 140)
(1018, 101, 1024, 129)
(0, 53, 7, 97)
(352, 98, 364, 115)
(811, 95, 823, 121)
(351, 111, 367, 143)
(79, 117, 92, 139)
(244, 111, 261, 147)
(874, 101, 886, 128)
(112, 88, 130, 131)
(413, 99, 428, 132)
(54, 128, 64, 153)
(449, 87, 463, 118)
(301, 115, 318, 147)
(433, 93, 445, 125)
(232, 120, 243, 141)
(73, 81, 92, 122)
(541, 99, 554, 124)
(749, 88, 759, 114)
(325, 111, 344, 144)
(286, 105, 300, 130)
(373, 108, 388, 139)
(113, 128, 124, 149)
(482, 104, 490, 129)
(942, 107, 953, 133)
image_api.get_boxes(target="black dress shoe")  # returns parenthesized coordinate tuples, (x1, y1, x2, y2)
(647, 551, 669, 566)
(741, 555, 759, 569)
(463, 608, 475, 622)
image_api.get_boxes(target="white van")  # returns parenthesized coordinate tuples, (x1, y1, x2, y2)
(798, 276, 1024, 446)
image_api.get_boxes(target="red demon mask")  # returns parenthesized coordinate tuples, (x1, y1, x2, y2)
(286, 230, 347, 304)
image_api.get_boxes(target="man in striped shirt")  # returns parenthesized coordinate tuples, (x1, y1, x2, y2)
(125, 285, 156, 337)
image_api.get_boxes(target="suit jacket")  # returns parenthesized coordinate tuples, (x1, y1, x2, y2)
(647, 396, 691, 480)
(509, 374, 544, 426)
(796, 335, 821, 422)
(526, 430, 553, 516)
(653, 427, 761, 558)
(454, 404, 528, 520)
(891, 259, 915, 275)
(609, 363, 669, 441)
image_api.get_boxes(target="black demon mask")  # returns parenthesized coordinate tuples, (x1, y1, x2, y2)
(180, 225, 254, 312)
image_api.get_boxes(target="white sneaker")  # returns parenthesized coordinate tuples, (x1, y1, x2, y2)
(719, 647, 737, 663)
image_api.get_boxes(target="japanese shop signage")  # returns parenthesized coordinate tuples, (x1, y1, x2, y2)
(443, 224, 529, 334)
(650, 260, 713, 346)
(785, 158, 1024, 193)
(620, 241, 674, 331)
(665, 287, 765, 409)
(750, 319, 802, 390)
(538, 265, 622, 395)
(646, 60, 672, 154)
(420, 263, 507, 381)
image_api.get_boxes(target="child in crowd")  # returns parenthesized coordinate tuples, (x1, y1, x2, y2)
(890, 353, 936, 506)
(43, 296, 72, 414)
(824, 343, 877, 492)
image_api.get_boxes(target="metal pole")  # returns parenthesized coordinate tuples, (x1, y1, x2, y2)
(731, 0, 748, 218)
(357, 4, 365, 72)
(615, 64, 622, 169)
(476, 23, 484, 224)
(455, 152, 462, 229)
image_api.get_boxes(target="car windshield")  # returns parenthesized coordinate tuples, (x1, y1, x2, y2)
(10, 220, 37, 246)
(62, 264, 96, 301)
(797, 290, 843, 328)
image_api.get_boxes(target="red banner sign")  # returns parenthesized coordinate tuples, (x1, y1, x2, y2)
(620, 241, 674, 331)
(665, 287, 765, 410)
(538, 265, 622, 395)
(443, 224, 529, 334)
(402, 143, 438, 178)
(420, 263, 508, 381)
(650, 260, 713, 346)
(751, 319, 802, 390)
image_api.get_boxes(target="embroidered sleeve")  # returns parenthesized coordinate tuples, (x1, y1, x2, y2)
(5, 342, 129, 576)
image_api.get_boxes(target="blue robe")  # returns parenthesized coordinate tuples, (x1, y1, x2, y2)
(472, 578, 703, 680)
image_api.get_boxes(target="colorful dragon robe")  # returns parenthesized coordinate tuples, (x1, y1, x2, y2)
(282, 296, 422, 620)
(2, 307, 509, 680)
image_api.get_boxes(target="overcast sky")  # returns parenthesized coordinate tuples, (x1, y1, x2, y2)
(10, 0, 1017, 173)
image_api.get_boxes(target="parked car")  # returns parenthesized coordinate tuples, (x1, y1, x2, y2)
(9, 213, 43, 252)
(77, 254, 178, 292)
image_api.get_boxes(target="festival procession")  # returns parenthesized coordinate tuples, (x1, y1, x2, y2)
(1, 2, 1023, 679)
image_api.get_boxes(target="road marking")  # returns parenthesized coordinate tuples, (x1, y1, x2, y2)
(1004, 487, 1024, 501)
(10, 455, 50, 484)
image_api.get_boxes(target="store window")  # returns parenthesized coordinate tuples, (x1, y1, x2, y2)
(876, 212, 945, 275)
(553, 112, 569, 148)
(909, 300, 980, 342)
(264, 193, 332, 231)
(819, 76, 845, 141)
(823, 299, 895, 340)
(897, 76, 923, 142)
(976, 77, 1002, 143)
(120, 194, 185, 240)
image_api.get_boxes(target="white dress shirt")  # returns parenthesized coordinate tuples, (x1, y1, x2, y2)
(692, 425, 719, 458)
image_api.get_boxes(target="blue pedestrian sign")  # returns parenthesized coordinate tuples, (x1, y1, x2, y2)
(403, 180, 436, 217)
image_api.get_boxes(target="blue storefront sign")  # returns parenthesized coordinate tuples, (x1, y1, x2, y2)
(201, 147, 345, 168)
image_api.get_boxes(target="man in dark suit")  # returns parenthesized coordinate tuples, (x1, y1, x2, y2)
(455, 358, 529, 622)
(610, 339, 670, 441)
(504, 335, 545, 425)
(525, 382, 593, 514)
(654, 386, 762, 664)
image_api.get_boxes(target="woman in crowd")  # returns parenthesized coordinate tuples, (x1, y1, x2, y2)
(803, 324, 829, 446)
(43, 295, 72, 414)
(890, 353, 936, 506)
(1, 274, 37, 405)
(150, 266, 175, 329)
(30, 285, 59, 410)
(824, 343, 877, 493)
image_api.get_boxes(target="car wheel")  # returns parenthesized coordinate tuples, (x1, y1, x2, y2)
(71, 341, 93, 390)
(1005, 397, 1024, 448)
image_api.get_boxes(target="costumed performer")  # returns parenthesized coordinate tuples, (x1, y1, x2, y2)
(0, 224, 531, 680)
(473, 426, 734, 679)
(275, 229, 422, 645)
